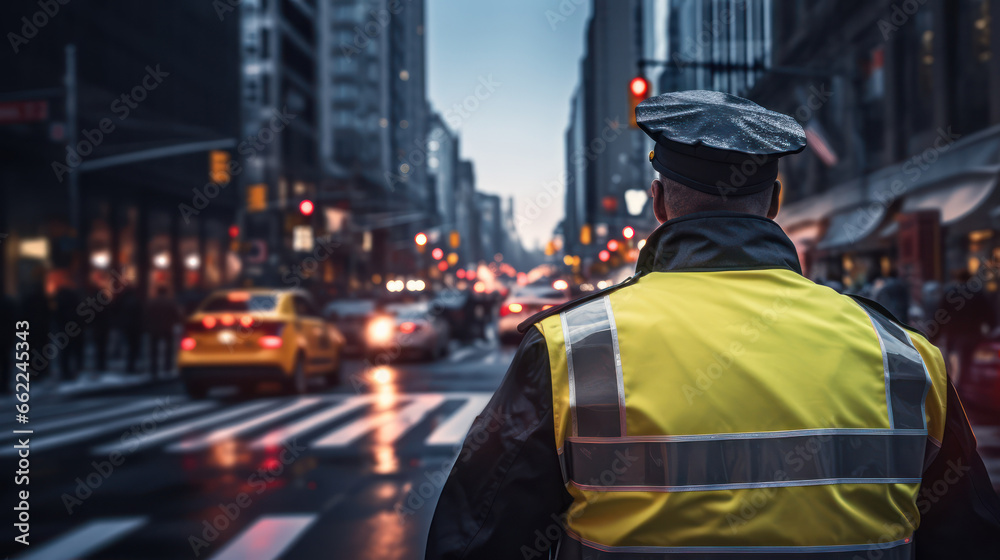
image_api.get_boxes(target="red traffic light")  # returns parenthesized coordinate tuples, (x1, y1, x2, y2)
(228, 225, 239, 238)
(629, 76, 649, 98)
(299, 200, 315, 216)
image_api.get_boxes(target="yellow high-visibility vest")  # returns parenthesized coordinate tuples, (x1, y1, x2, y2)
(535, 268, 948, 558)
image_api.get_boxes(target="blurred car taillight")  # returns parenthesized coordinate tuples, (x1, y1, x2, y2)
(181, 337, 197, 351)
(501, 303, 523, 317)
(220, 314, 236, 326)
(399, 321, 417, 334)
(239, 315, 255, 328)
(202, 316, 217, 329)
(258, 335, 283, 349)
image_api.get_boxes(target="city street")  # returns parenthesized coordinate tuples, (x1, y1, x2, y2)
(2, 342, 517, 560)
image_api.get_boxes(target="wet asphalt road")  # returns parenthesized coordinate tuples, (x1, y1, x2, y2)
(2, 340, 515, 560)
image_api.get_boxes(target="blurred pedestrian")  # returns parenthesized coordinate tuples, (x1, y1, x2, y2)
(872, 268, 909, 322)
(145, 286, 181, 378)
(114, 285, 143, 374)
(88, 283, 113, 372)
(54, 281, 84, 381)
(941, 270, 996, 386)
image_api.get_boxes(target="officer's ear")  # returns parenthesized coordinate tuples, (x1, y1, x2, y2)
(766, 181, 781, 220)
(651, 178, 668, 224)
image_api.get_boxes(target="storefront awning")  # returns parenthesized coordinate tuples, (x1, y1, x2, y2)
(815, 203, 888, 251)
(901, 167, 998, 225)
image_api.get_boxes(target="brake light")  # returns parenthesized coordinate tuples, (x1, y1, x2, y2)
(228, 292, 250, 301)
(220, 314, 235, 326)
(501, 303, 523, 317)
(239, 315, 255, 328)
(399, 321, 417, 334)
(259, 335, 283, 349)
(542, 304, 554, 310)
(181, 337, 197, 351)
(202, 316, 217, 329)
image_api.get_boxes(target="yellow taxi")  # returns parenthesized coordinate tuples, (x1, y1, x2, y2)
(178, 289, 345, 398)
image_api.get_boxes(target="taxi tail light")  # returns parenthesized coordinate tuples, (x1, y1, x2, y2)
(181, 337, 197, 351)
(258, 335, 283, 349)
(239, 315, 256, 328)
(201, 316, 217, 329)
(399, 321, 418, 334)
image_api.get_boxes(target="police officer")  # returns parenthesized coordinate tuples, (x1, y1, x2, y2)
(425, 91, 1000, 559)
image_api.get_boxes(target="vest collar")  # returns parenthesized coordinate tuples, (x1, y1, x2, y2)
(634, 211, 803, 275)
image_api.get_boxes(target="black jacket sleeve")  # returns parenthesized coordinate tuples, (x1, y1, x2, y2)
(915, 379, 1000, 558)
(425, 326, 573, 560)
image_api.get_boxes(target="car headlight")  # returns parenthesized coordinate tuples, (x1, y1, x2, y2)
(368, 317, 395, 344)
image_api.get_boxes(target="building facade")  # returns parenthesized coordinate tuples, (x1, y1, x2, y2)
(750, 0, 1000, 309)
(0, 0, 242, 300)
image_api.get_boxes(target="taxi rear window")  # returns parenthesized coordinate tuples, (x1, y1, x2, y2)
(201, 294, 277, 312)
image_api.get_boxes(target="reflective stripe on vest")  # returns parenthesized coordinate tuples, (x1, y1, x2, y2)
(858, 304, 932, 430)
(560, 530, 914, 559)
(561, 296, 626, 437)
(565, 430, 925, 492)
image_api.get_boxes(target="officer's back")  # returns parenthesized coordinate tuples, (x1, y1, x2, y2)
(425, 91, 1000, 560)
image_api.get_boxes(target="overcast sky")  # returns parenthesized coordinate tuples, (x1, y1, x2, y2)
(426, 0, 591, 249)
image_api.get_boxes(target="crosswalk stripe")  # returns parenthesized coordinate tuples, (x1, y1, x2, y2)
(3, 398, 163, 437)
(91, 400, 276, 455)
(168, 397, 324, 452)
(313, 394, 446, 447)
(209, 514, 316, 560)
(1, 402, 216, 456)
(426, 394, 491, 446)
(251, 395, 369, 449)
(14, 517, 146, 560)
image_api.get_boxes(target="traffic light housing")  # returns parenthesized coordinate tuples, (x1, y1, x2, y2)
(628, 76, 650, 128)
